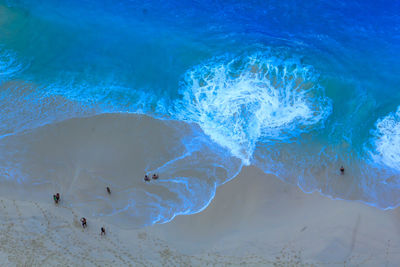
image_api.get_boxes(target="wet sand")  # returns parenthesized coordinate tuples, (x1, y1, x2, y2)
(0, 165, 399, 266)
(0, 113, 241, 227)
(151, 166, 400, 266)
(0, 113, 399, 266)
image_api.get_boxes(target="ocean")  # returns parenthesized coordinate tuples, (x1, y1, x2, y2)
(1, 0, 400, 227)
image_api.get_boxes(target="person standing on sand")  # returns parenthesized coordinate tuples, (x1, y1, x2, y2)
(101, 227, 106, 235)
(340, 166, 345, 174)
(81, 217, 87, 228)
(53, 193, 60, 204)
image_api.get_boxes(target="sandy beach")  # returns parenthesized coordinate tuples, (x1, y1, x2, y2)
(1, 1, 400, 266)
(0, 165, 399, 266)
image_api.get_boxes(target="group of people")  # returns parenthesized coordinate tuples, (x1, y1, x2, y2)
(53, 186, 112, 235)
(52, 165, 347, 236)
(144, 173, 159, 182)
(52, 172, 160, 235)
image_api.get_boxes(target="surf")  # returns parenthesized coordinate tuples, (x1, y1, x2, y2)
(369, 106, 400, 172)
(173, 53, 332, 165)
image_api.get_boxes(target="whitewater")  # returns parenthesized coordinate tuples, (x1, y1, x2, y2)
(1, 0, 400, 227)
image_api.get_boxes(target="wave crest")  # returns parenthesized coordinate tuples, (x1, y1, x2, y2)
(370, 106, 400, 171)
(174, 53, 332, 164)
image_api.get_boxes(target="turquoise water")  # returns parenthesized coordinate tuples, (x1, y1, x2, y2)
(1, 0, 400, 225)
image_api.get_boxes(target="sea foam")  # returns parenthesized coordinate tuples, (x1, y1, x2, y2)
(0, 48, 23, 80)
(371, 106, 400, 172)
(174, 53, 331, 164)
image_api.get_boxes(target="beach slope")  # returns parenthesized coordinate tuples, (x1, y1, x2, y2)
(0, 166, 399, 266)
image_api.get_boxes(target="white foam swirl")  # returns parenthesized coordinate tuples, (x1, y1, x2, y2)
(371, 106, 400, 171)
(175, 53, 331, 164)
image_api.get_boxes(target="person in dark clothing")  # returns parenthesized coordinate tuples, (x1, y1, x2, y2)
(144, 175, 150, 182)
(106, 187, 111, 194)
(152, 174, 159, 180)
(340, 166, 345, 174)
(101, 227, 106, 235)
(53, 193, 60, 204)
(80, 217, 87, 228)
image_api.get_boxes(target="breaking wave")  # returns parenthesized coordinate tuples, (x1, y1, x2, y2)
(370, 106, 400, 172)
(174, 53, 332, 164)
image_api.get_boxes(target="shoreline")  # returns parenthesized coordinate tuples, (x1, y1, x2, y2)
(0, 166, 399, 266)
(0, 113, 242, 228)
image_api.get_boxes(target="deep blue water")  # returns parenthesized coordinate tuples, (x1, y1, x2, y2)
(1, 0, 400, 225)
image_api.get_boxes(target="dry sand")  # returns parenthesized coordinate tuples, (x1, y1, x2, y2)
(0, 165, 399, 266)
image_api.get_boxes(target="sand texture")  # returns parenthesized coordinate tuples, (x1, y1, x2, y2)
(0, 166, 399, 266)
